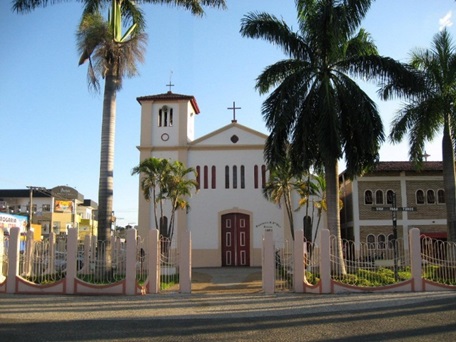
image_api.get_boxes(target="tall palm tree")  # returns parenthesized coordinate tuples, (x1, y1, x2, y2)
(12, 0, 226, 244)
(77, 1, 147, 248)
(388, 30, 456, 242)
(240, 0, 418, 274)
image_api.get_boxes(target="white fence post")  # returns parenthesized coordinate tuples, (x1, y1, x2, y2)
(179, 230, 192, 293)
(23, 230, 34, 277)
(147, 229, 160, 294)
(294, 230, 304, 293)
(0, 229, 4, 283)
(409, 228, 423, 292)
(6, 227, 20, 294)
(65, 228, 78, 294)
(320, 229, 331, 294)
(262, 229, 275, 294)
(125, 229, 138, 295)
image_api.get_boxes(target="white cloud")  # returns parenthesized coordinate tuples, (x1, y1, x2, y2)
(439, 11, 453, 31)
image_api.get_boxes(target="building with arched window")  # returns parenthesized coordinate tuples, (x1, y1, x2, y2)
(340, 161, 448, 252)
(136, 91, 325, 267)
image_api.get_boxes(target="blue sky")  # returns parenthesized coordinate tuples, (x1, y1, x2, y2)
(1, 0, 455, 226)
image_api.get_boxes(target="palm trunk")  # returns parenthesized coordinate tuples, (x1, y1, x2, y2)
(324, 159, 346, 275)
(442, 114, 456, 242)
(97, 70, 117, 275)
(284, 192, 295, 240)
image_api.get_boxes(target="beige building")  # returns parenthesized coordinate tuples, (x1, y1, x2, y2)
(340, 161, 447, 251)
(0, 186, 98, 240)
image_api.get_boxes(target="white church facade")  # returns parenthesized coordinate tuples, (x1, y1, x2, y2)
(136, 91, 324, 267)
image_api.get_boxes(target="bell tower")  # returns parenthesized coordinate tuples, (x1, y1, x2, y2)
(136, 90, 200, 235)
(136, 91, 200, 151)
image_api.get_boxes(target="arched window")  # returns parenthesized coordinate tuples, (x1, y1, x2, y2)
(375, 190, 384, 204)
(261, 165, 267, 189)
(211, 166, 216, 189)
(438, 189, 445, 204)
(386, 190, 394, 205)
(158, 106, 172, 127)
(225, 166, 230, 189)
(364, 190, 373, 205)
(416, 190, 425, 204)
(303, 216, 312, 241)
(427, 189, 435, 204)
(387, 234, 395, 249)
(240, 165, 245, 189)
(233, 166, 238, 189)
(254, 165, 259, 189)
(195, 166, 201, 190)
(367, 234, 375, 249)
(377, 234, 386, 249)
(204, 166, 208, 189)
(159, 216, 168, 238)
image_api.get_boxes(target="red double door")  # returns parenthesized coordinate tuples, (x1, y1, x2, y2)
(221, 213, 250, 266)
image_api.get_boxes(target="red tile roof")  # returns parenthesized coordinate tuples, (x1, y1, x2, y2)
(136, 91, 200, 114)
(372, 161, 443, 171)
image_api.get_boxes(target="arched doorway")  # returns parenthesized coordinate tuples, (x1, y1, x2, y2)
(221, 213, 250, 266)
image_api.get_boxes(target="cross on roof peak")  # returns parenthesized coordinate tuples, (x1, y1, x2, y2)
(166, 82, 175, 92)
(227, 101, 241, 123)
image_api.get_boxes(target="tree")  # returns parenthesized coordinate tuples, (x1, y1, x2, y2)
(77, 1, 147, 252)
(263, 156, 305, 241)
(388, 30, 456, 242)
(131, 158, 198, 242)
(240, 0, 418, 274)
(296, 172, 343, 243)
(12, 0, 226, 244)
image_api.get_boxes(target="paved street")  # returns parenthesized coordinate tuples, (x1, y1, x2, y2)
(1, 291, 456, 341)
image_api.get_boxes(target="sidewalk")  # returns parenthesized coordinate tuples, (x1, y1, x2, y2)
(190, 267, 262, 293)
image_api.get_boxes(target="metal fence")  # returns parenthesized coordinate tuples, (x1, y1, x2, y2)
(136, 234, 148, 285)
(159, 236, 179, 291)
(275, 240, 293, 291)
(329, 236, 411, 286)
(75, 238, 129, 284)
(421, 236, 456, 285)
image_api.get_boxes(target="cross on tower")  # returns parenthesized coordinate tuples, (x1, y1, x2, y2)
(166, 82, 175, 92)
(227, 101, 241, 123)
(166, 70, 174, 92)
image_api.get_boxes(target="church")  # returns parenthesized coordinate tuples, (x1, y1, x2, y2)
(135, 90, 322, 267)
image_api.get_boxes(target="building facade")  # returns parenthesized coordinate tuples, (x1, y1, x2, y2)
(340, 161, 447, 251)
(0, 186, 98, 240)
(136, 91, 324, 267)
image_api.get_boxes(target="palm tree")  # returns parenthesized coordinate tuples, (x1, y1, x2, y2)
(240, 0, 418, 274)
(297, 173, 343, 243)
(132, 158, 197, 260)
(263, 156, 304, 241)
(77, 1, 147, 250)
(164, 160, 198, 241)
(131, 157, 170, 231)
(132, 158, 198, 241)
(12, 0, 226, 243)
(388, 30, 456, 242)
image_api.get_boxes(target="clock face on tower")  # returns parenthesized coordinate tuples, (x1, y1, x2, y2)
(161, 133, 169, 141)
